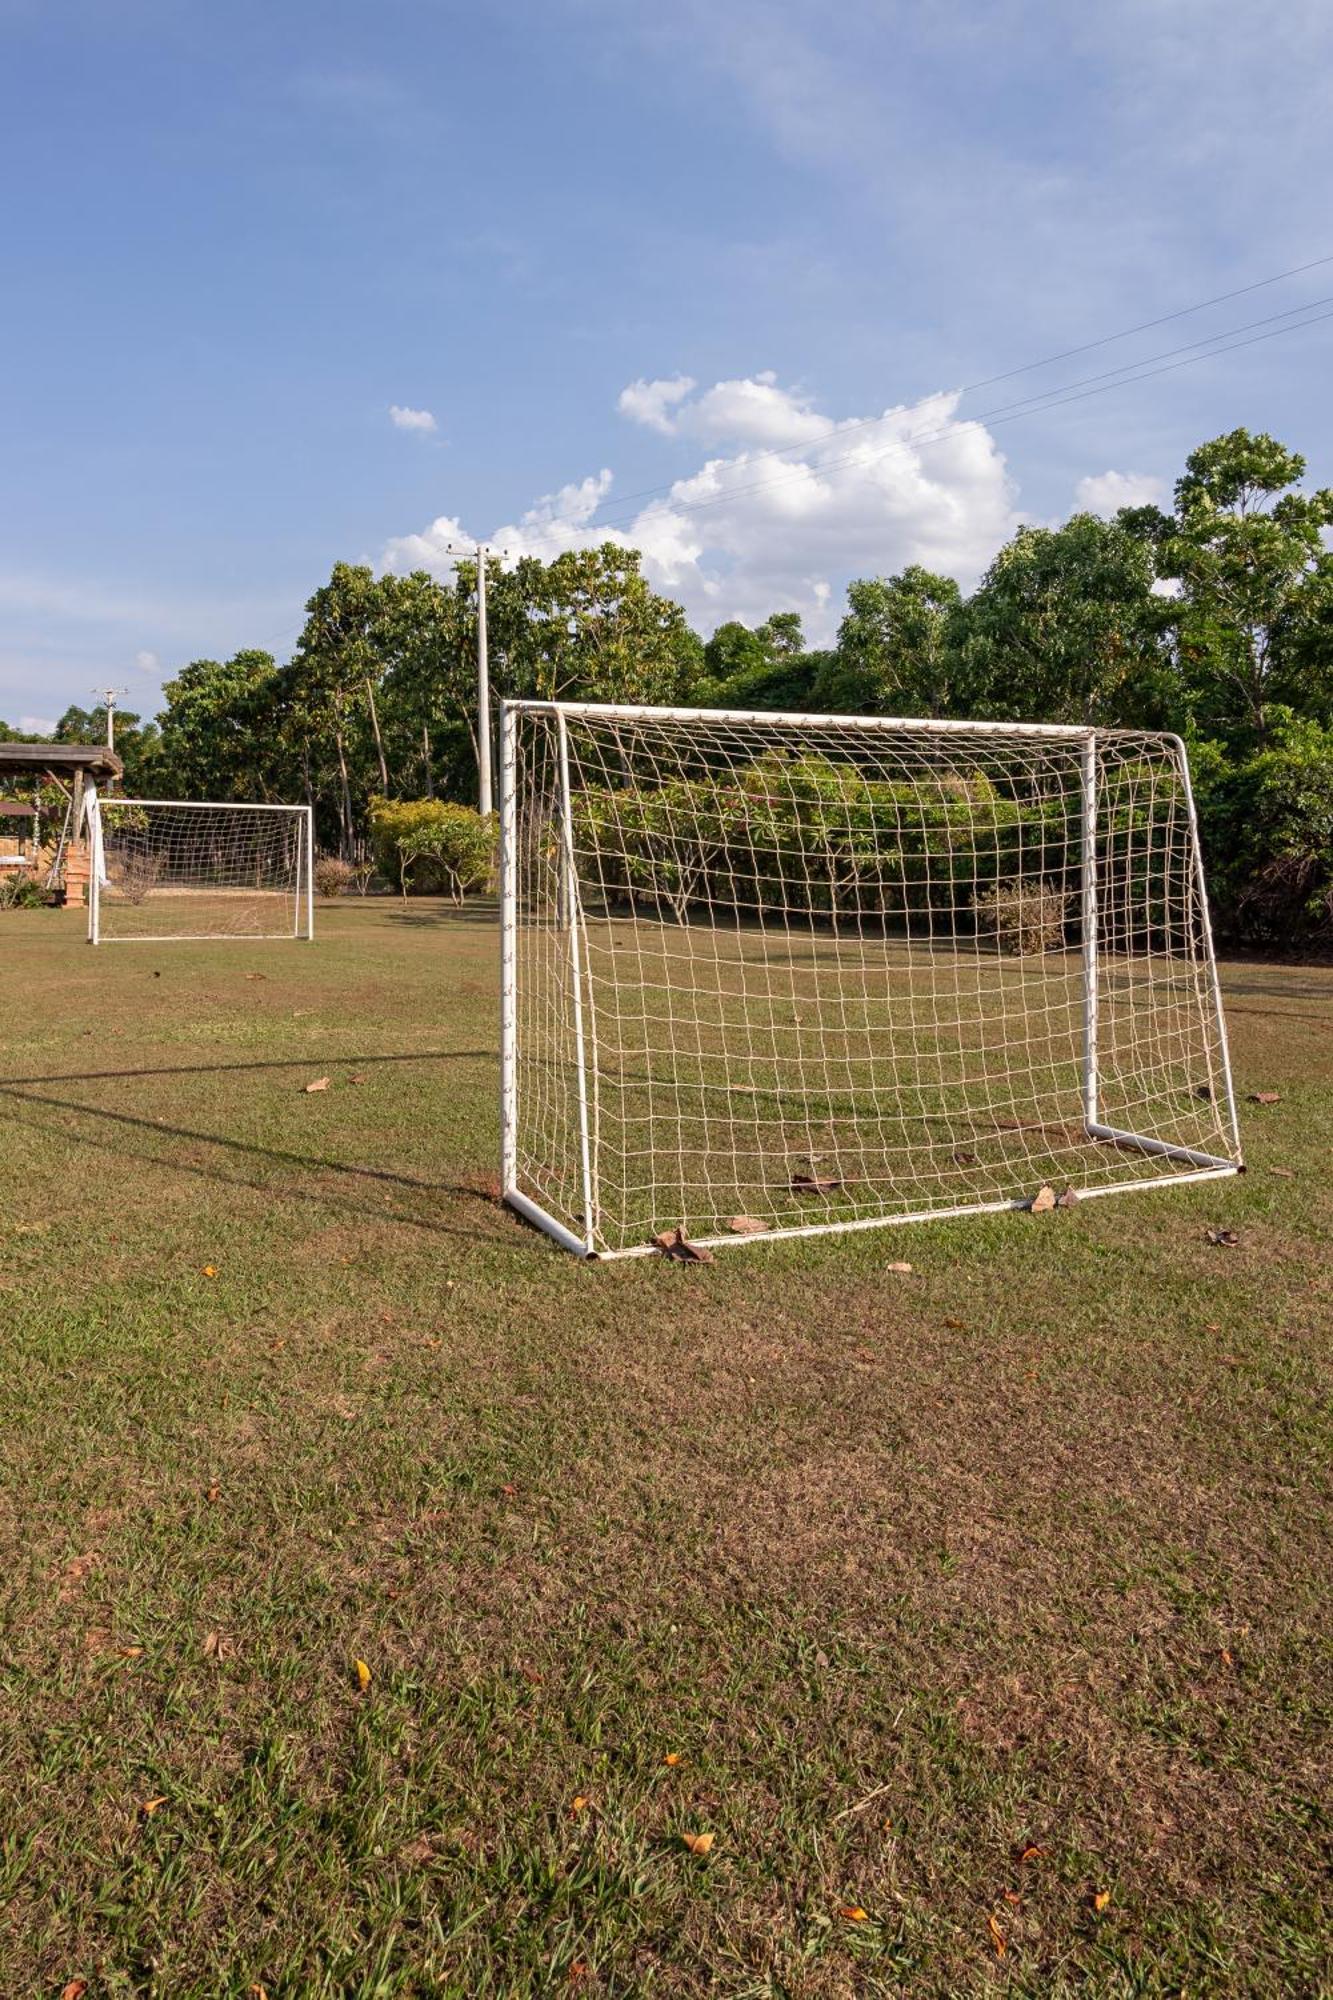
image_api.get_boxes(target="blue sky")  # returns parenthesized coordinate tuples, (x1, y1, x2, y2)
(3, 0, 1333, 729)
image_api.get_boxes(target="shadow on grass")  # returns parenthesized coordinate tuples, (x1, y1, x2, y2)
(0, 1048, 493, 1088)
(0, 1076, 518, 1250)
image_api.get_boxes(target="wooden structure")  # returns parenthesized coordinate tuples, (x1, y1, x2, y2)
(0, 743, 124, 906)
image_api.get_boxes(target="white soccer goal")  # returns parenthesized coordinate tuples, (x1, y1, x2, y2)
(499, 701, 1243, 1259)
(87, 794, 314, 944)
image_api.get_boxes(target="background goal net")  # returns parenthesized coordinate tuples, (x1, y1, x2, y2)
(500, 701, 1242, 1259)
(88, 796, 314, 944)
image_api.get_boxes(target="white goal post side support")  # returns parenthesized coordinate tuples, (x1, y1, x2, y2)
(500, 701, 1243, 1259)
(85, 794, 315, 945)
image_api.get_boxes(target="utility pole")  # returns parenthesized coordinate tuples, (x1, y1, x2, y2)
(94, 687, 128, 752)
(447, 542, 505, 816)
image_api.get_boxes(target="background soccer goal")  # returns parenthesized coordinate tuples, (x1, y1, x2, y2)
(500, 701, 1243, 1259)
(87, 795, 315, 944)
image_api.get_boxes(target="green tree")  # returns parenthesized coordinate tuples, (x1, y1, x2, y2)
(817, 567, 964, 715)
(955, 520, 1171, 726)
(1163, 428, 1333, 744)
(55, 703, 161, 791)
(156, 653, 282, 802)
(489, 545, 702, 705)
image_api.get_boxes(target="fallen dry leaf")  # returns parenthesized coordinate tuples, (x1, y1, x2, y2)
(567, 1965, 589, 1985)
(1270, 1165, 1296, 1179)
(943, 1317, 968, 1330)
(1092, 1889, 1112, 1912)
(1003, 1889, 1022, 1905)
(1248, 1091, 1280, 1105)
(140, 1796, 168, 1816)
(60, 1982, 89, 2000)
(201, 1264, 218, 1279)
(205, 1483, 220, 1504)
(1055, 1186, 1080, 1209)
(886, 1259, 913, 1274)
(570, 1795, 591, 1815)
(728, 1214, 770, 1234)
(354, 1658, 372, 1691)
(1019, 1844, 1048, 1864)
(244, 972, 267, 982)
(303, 1076, 330, 1094)
(662, 1752, 682, 1766)
(1220, 1648, 1235, 1667)
(1029, 1184, 1056, 1214)
(117, 1645, 144, 1659)
(838, 1904, 869, 1921)
(1206, 1227, 1240, 1247)
(652, 1226, 715, 1264)
(791, 1171, 842, 1194)
(987, 1913, 1006, 1956)
(518, 1662, 544, 1686)
(249, 1987, 269, 1999)
(202, 1629, 220, 1658)
(681, 1831, 715, 1856)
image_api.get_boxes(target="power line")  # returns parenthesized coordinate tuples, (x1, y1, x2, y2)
(506, 295, 1333, 551)
(513, 250, 1333, 537)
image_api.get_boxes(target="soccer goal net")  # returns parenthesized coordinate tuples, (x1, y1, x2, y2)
(87, 795, 314, 944)
(500, 701, 1243, 1259)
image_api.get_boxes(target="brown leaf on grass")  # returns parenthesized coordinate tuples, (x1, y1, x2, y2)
(117, 1645, 144, 1659)
(567, 1965, 589, 1985)
(681, 1831, 715, 1856)
(662, 1752, 682, 1766)
(952, 1150, 978, 1166)
(140, 1796, 168, 1816)
(1092, 1889, 1112, 1913)
(1003, 1889, 1022, 1905)
(500, 1482, 518, 1497)
(1206, 1227, 1240, 1247)
(205, 1484, 220, 1504)
(987, 1913, 1006, 1956)
(1019, 1844, 1048, 1864)
(791, 1171, 842, 1194)
(1055, 1186, 1080, 1209)
(943, 1317, 968, 1330)
(885, 1260, 913, 1274)
(243, 972, 267, 982)
(1220, 1648, 1236, 1667)
(348, 1072, 366, 1085)
(201, 1264, 218, 1279)
(354, 1658, 372, 1691)
(518, 1663, 544, 1686)
(249, 1987, 269, 1999)
(570, 1795, 591, 1815)
(1270, 1165, 1296, 1179)
(1028, 1184, 1056, 1214)
(202, 1629, 220, 1658)
(652, 1226, 715, 1264)
(728, 1214, 770, 1234)
(303, 1076, 331, 1093)
(838, 1904, 869, 1922)
(60, 1982, 89, 1999)
(1248, 1091, 1280, 1105)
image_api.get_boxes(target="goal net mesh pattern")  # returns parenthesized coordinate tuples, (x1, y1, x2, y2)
(90, 799, 309, 941)
(503, 706, 1240, 1257)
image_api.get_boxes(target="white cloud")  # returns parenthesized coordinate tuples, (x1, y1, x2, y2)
(617, 375, 696, 434)
(389, 404, 438, 434)
(383, 373, 1021, 639)
(134, 648, 160, 675)
(1075, 470, 1167, 517)
(18, 715, 56, 735)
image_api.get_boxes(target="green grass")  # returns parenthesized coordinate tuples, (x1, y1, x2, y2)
(0, 899, 1329, 1998)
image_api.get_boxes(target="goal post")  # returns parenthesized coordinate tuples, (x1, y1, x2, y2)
(87, 795, 315, 945)
(499, 701, 1243, 1259)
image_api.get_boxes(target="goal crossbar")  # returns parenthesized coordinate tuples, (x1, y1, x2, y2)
(500, 702, 1243, 1260)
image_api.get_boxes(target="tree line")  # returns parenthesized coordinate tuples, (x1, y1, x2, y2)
(6, 426, 1332, 945)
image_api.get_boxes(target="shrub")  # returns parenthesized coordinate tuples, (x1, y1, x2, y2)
(368, 798, 495, 901)
(1204, 715, 1333, 947)
(972, 879, 1070, 954)
(313, 856, 356, 898)
(0, 870, 55, 910)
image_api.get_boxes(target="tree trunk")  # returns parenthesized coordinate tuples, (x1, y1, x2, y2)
(334, 727, 354, 858)
(421, 723, 434, 798)
(364, 676, 389, 792)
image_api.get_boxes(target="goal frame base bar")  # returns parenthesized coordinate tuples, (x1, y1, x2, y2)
(505, 1144, 1240, 1261)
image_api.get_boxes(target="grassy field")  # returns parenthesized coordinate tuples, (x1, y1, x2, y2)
(0, 900, 1329, 1998)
